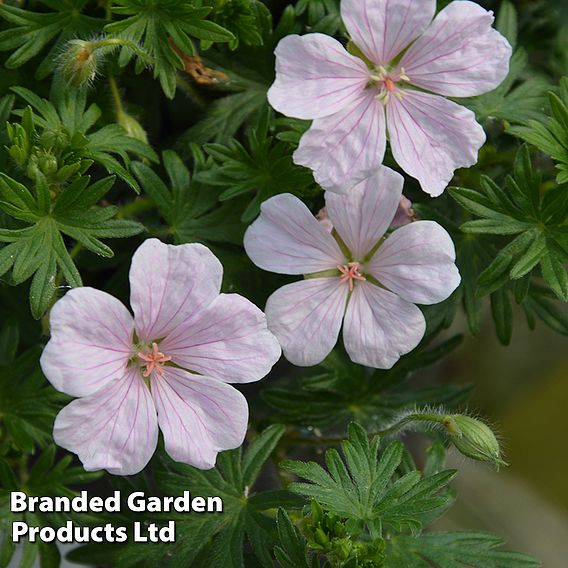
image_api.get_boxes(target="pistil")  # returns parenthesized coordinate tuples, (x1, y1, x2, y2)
(138, 342, 171, 377)
(338, 262, 366, 291)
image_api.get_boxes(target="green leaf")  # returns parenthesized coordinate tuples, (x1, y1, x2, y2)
(132, 148, 244, 245)
(0, 1, 103, 79)
(197, 118, 315, 222)
(264, 338, 468, 432)
(10, 87, 158, 192)
(464, 50, 549, 125)
(242, 424, 286, 487)
(385, 532, 540, 567)
(106, 0, 234, 98)
(284, 423, 456, 534)
(508, 78, 568, 184)
(274, 509, 310, 568)
(102, 425, 292, 568)
(491, 289, 513, 345)
(496, 0, 518, 49)
(540, 252, 568, 301)
(0, 333, 64, 452)
(0, 173, 143, 318)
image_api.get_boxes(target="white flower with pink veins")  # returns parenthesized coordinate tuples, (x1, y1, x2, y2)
(268, 0, 512, 196)
(244, 167, 461, 368)
(40, 239, 281, 476)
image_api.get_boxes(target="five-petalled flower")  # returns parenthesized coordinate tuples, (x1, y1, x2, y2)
(244, 167, 460, 368)
(40, 239, 281, 476)
(267, 0, 512, 196)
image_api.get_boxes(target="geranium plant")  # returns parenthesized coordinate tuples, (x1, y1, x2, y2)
(0, 0, 565, 566)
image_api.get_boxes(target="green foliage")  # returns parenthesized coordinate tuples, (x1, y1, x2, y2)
(8, 87, 158, 191)
(197, 111, 314, 221)
(295, 0, 342, 35)
(284, 423, 456, 534)
(509, 77, 568, 184)
(384, 532, 540, 568)
(132, 147, 244, 245)
(0, 0, 103, 79)
(180, 2, 294, 144)
(0, 445, 102, 568)
(274, 509, 312, 568)
(69, 425, 302, 568)
(450, 145, 568, 341)
(201, 0, 264, 49)
(106, 0, 234, 98)
(0, 172, 143, 318)
(264, 337, 470, 431)
(0, 320, 64, 453)
(277, 424, 538, 568)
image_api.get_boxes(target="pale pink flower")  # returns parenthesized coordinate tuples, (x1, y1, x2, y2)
(244, 167, 460, 368)
(40, 239, 281, 475)
(267, 0, 512, 196)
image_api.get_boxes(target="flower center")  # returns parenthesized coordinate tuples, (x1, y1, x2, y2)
(338, 262, 366, 291)
(137, 342, 171, 377)
(369, 66, 409, 105)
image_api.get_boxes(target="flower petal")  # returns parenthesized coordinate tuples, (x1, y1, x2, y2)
(324, 166, 403, 259)
(386, 89, 485, 196)
(129, 239, 222, 342)
(244, 194, 344, 275)
(399, 1, 512, 97)
(266, 278, 349, 367)
(152, 367, 248, 470)
(267, 33, 370, 120)
(53, 367, 158, 476)
(341, 0, 435, 65)
(40, 288, 134, 398)
(294, 90, 387, 194)
(162, 293, 281, 383)
(343, 281, 425, 369)
(367, 221, 461, 305)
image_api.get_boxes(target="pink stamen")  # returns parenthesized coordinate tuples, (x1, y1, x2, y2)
(138, 342, 172, 377)
(338, 262, 366, 291)
(384, 77, 396, 92)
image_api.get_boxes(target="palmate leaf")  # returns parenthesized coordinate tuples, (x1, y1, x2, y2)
(180, 2, 296, 144)
(132, 148, 244, 246)
(0, 320, 64, 453)
(509, 77, 568, 184)
(201, 0, 264, 50)
(106, 0, 234, 99)
(0, 445, 102, 568)
(10, 87, 158, 192)
(385, 533, 540, 568)
(450, 145, 568, 305)
(284, 423, 456, 535)
(0, 173, 143, 318)
(0, 0, 103, 79)
(273, 509, 313, 568)
(70, 425, 302, 568)
(295, 0, 342, 35)
(197, 111, 314, 222)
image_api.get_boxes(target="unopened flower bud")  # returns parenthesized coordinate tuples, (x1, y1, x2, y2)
(116, 110, 149, 145)
(444, 415, 506, 467)
(61, 40, 98, 87)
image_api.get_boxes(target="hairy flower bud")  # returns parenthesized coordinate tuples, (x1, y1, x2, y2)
(444, 415, 506, 467)
(61, 40, 98, 87)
